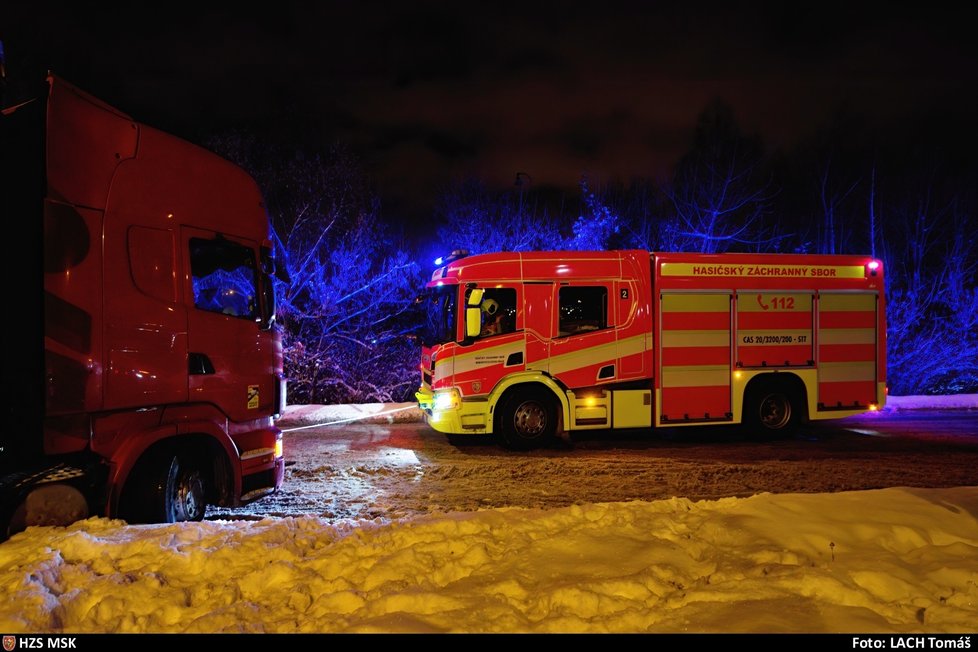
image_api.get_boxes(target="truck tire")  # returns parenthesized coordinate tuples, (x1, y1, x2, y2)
(744, 380, 799, 437)
(497, 388, 557, 450)
(123, 451, 206, 523)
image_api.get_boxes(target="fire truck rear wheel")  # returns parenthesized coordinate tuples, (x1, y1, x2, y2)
(498, 388, 557, 449)
(745, 381, 799, 437)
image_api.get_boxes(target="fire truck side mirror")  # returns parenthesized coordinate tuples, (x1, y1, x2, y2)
(466, 288, 484, 306)
(465, 307, 482, 339)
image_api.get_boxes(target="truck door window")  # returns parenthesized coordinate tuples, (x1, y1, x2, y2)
(466, 287, 517, 338)
(558, 286, 608, 336)
(189, 237, 259, 319)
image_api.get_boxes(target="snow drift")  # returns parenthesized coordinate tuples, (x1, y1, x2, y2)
(1, 487, 976, 633)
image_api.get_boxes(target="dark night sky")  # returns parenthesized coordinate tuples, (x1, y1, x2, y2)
(4, 2, 976, 223)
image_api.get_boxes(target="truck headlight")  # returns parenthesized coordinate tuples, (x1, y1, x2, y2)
(433, 389, 461, 411)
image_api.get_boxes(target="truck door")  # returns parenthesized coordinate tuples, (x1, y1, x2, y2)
(816, 292, 879, 410)
(550, 283, 617, 387)
(182, 228, 278, 422)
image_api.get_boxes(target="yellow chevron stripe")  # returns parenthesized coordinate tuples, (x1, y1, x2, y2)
(662, 365, 731, 388)
(661, 293, 730, 312)
(819, 362, 876, 382)
(819, 293, 876, 311)
(819, 328, 876, 345)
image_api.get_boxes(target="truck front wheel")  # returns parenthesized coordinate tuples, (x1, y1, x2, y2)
(497, 388, 557, 450)
(123, 451, 206, 523)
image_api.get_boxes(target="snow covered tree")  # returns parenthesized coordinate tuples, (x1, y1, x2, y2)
(209, 134, 424, 404)
(667, 100, 776, 253)
(433, 178, 563, 256)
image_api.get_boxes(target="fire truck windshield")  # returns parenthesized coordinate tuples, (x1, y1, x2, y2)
(419, 285, 457, 346)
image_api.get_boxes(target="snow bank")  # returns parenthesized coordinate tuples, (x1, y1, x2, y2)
(2, 487, 976, 633)
(281, 402, 422, 428)
(885, 395, 978, 410)
(277, 395, 977, 428)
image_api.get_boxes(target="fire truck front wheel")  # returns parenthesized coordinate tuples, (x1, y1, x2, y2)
(497, 388, 558, 450)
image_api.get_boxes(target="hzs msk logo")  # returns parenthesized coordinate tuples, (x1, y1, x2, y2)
(3, 636, 15, 652)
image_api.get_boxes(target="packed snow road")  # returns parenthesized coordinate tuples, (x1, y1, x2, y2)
(206, 411, 978, 522)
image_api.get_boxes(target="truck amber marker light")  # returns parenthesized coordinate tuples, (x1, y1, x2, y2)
(416, 250, 886, 450)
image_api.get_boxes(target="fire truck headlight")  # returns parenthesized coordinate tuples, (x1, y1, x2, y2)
(434, 389, 461, 411)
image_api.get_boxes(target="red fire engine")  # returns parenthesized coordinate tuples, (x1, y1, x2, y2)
(1, 74, 285, 536)
(416, 250, 885, 448)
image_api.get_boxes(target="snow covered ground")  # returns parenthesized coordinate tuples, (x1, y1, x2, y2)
(277, 393, 978, 428)
(1, 487, 976, 633)
(0, 395, 975, 634)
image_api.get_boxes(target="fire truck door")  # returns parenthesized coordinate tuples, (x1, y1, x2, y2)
(550, 283, 617, 386)
(659, 292, 733, 423)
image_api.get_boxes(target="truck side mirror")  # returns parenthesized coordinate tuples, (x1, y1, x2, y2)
(465, 307, 482, 338)
(466, 287, 484, 306)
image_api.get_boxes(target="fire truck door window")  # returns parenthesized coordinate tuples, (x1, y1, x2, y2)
(559, 286, 608, 336)
(189, 237, 259, 320)
(466, 287, 517, 338)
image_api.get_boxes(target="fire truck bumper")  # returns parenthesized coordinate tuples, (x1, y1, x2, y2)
(417, 387, 488, 435)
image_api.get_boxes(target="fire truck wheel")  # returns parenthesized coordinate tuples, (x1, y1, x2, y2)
(124, 451, 207, 523)
(745, 381, 799, 436)
(497, 388, 557, 449)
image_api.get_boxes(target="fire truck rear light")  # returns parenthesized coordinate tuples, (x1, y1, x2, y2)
(274, 437, 284, 458)
(869, 403, 879, 411)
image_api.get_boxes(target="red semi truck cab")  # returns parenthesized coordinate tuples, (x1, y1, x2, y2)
(1, 75, 285, 536)
(416, 250, 886, 448)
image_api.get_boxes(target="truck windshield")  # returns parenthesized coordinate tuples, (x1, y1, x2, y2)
(419, 285, 457, 346)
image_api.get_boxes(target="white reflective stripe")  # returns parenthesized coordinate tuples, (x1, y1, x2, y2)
(662, 365, 731, 388)
(661, 330, 729, 348)
(819, 328, 876, 345)
(819, 362, 876, 382)
(240, 447, 275, 460)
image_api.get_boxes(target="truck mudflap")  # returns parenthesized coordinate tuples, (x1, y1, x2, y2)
(0, 456, 107, 540)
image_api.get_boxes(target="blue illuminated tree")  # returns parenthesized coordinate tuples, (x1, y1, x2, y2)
(667, 100, 778, 253)
(433, 178, 563, 256)
(210, 134, 424, 404)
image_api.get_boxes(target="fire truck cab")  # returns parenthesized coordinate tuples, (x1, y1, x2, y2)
(416, 250, 885, 448)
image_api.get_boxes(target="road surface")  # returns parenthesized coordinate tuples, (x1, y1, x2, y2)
(207, 410, 978, 522)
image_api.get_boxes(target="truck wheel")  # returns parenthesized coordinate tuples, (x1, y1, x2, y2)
(125, 451, 206, 523)
(744, 381, 798, 437)
(497, 388, 557, 449)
